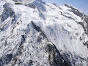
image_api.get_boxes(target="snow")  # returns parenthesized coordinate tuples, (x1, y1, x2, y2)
(13, 0, 36, 4)
(0, 0, 88, 66)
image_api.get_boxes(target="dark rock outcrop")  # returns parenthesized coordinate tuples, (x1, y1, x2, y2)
(31, 21, 47, 38)
(0, 54, 13, 66)
(46, 44, 71, 66)
(65, 4, 88, 35)
(1, 3, 15, 22)
(84, 41, 88, 48)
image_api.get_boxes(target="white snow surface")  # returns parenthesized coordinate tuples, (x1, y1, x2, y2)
(13, 0, 36, 4)
(0, 0, 88, 66)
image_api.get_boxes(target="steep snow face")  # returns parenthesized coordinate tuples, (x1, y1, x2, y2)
(0, 0, 88, 66)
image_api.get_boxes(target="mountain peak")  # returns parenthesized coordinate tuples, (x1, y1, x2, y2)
(0, 0, 88, 66)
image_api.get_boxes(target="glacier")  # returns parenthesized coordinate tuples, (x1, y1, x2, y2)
(0, 0, 88, 66)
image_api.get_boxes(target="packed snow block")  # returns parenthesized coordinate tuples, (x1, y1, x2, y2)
(46, 44, 71, 66)
(0, 54, 13, 66)
(1, 3, 15, 22)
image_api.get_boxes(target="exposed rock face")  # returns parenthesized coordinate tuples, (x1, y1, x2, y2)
(64, 4, 83, 18)
(0, 0, 88, 66)
(1, 3, 15, 22)
(84, 41, 88, 48)
(0, 54, 13, 66)
(46, 44, 71, 66)
(65, 4, 88, 34)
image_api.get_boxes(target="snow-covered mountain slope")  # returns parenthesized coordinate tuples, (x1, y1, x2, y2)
(0, 0, 88, 66)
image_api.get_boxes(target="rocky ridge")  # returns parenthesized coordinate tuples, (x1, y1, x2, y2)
(0, 0, 88, 66)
